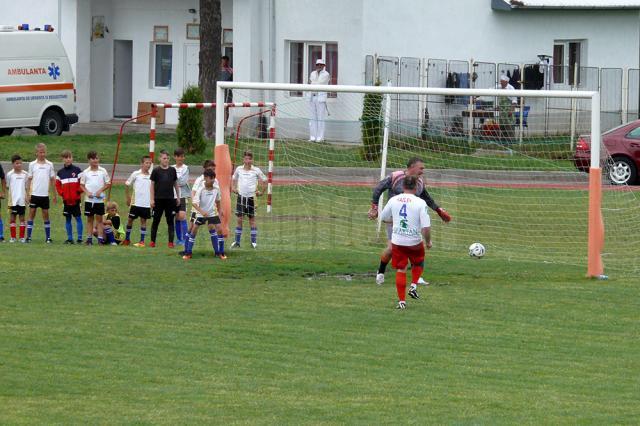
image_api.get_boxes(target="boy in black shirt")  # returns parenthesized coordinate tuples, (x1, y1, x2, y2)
(150, 150, 180, 248)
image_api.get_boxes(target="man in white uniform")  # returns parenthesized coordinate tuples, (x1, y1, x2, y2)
(498, 75, 517, 139)
(308, 58, 331, 142)
(380, 175, 432, 309)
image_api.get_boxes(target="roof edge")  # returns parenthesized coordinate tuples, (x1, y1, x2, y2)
(491, 0, 640, 10)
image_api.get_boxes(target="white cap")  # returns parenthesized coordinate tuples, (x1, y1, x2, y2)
(316, 59, 325, 65)
(500, 75, 509, 82)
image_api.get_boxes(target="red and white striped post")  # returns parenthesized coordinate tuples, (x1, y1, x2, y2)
(149, 104, 158, 162)
(267, 105, 276, 213)
(154, 102, 272, 109)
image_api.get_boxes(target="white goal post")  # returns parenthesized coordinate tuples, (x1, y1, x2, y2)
(216, 81, 604, 277)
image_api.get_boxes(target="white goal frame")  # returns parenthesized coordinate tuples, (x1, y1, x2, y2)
(215, 81, 603, 278)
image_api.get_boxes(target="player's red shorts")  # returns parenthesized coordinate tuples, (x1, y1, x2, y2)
(391, 243, 425, 270)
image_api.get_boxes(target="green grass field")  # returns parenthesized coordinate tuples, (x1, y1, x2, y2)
(1, 182, 639, 423)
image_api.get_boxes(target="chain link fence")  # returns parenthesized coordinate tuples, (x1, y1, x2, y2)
(364, 55, 627, 138)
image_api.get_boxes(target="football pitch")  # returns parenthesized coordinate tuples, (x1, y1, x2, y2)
(0, 185, 638, 423)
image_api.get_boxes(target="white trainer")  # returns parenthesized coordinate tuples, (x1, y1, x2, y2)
(417, 277, 430, 286)
(251, 242, 257, 249)
(376, 273, 385, 285)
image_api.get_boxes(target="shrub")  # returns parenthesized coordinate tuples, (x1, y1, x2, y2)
(176, 85, 206, 154)
(360, 82, 383, 161)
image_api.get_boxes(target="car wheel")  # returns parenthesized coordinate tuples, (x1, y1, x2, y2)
(607, 156, 637, 185)
(37, 109, 64, 136)
(0, 128, 14, 137)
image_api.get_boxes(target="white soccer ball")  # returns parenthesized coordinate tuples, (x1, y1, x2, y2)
(468, 242, 486, 258)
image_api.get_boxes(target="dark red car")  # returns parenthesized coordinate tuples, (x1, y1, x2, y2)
(574, 120, 640, 185)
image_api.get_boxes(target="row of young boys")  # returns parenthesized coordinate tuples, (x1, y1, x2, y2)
(0, 144, 112, 244)
(0, 143, 268, 260)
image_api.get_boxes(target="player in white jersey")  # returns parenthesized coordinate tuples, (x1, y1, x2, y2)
(0, 159, 5, 242)
(123, 155, 153, 247)
(26, 143, 57, 243)
(80, 151, 111, 245)
(5, 155, 28, 242)
(231, 151, 267, 249)
(173, 148, 191, 245)
(182, 169, 226, 260)
(379, 175, 432, 309)
(188, 159, 216, 231)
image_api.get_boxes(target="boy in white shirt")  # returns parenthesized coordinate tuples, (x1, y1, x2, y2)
(380, 175, 432, 309)
(173, 148, 190, 245)
(123, 155, 153, 247)
(5, 155, 28, 243)
(0, 160, 5, 242)
(231, 151, 267, 249)
(26, 143, 57, 243)
(182, 169, 226, 260)
(80, 151, 111, 245)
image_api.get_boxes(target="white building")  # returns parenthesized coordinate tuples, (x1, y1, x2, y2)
(3, 0, 640, 128)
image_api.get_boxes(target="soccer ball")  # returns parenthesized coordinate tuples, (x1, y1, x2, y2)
(468, 242, 486, 258)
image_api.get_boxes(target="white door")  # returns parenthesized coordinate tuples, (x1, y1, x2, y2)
(113, 40, 133, 117)
(184, 44, 199, 89)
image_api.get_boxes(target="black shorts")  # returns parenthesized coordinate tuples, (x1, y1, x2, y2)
(194, 216, 221, 226)
(235, 196, 256, 217)
(84, 201, 105, 216)
(175, 197, 187, 213)
(10, 205, 26, 216)
(129, 205, 152, 219)
(29, 195, 50, 210)
(63, 201, 82, 217)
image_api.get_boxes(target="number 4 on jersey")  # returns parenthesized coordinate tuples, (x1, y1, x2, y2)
(399, 203, 408, 229)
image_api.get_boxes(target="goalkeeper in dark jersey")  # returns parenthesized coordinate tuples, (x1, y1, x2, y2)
(368, 157, 452, 286)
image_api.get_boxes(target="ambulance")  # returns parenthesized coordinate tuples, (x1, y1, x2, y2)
(0, 24, 78, 136)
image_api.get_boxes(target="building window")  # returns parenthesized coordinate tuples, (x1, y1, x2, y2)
(222, 28, 233, 45)
(153, 43, 172, 88)
(553, 44, 564, 84)
(553, 40, 585, 85)
(288, 41, 338, 97)
(222, 29, 233, 66)
(568, 42, 581, 85)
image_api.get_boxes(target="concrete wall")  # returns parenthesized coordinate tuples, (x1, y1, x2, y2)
(1, 0, 59, 30)
(360, 0, 639, 69)
(95, 0, 232, 124)
(269, 0, 365, 141)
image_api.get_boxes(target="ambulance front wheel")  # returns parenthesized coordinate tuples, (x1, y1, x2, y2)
(38, 109, 64, 136)
(0, 128, 14, 137)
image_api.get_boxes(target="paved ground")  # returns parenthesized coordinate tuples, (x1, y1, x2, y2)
(1, 158, 594, 189)
(12, 120, 176, 136)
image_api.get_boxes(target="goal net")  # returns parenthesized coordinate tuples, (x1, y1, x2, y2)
(219, 82, 640, 277)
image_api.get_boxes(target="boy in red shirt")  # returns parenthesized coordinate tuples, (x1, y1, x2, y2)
(55, 150, 84, 243)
